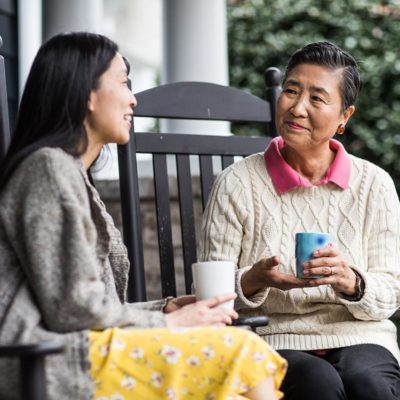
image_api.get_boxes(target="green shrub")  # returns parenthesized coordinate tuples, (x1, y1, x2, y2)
(228, 0, 400, 191)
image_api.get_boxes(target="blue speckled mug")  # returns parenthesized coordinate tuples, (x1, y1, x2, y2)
(295, 232, 331, 278)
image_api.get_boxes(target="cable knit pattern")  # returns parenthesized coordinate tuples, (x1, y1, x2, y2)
(199, 152, 400, 362)
(0, 148, 167, 400)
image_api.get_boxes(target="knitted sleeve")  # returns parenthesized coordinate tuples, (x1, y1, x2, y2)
(1, 149, 166, 331)
(341, 167, 400, 320)
(198, 160, 269, 309)
(198, 166, 247, 263)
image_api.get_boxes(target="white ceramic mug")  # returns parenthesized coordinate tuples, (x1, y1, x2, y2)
(191, 260, 236, 309)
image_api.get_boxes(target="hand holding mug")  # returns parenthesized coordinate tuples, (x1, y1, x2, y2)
(295, 232, 332, 278)
(165, 293, 238, 327)
(192, 261, 236, 309)
(302, 244, 359, 296)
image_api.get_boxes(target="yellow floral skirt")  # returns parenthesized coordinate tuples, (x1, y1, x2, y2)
(89, 326, 286, 400)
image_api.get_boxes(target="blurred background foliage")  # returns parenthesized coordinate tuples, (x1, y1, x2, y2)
(227, 0, 400, 191)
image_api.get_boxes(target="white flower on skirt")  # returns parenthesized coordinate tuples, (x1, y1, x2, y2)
(231, 376, 241, 390)
(121, 376, 136, 390)
(266, 361, 278, 373)
(239, 382, 250, 392)
(129, 347, 144, 359)
(111, 393, 125, 400)
(166, 388, 177, 400)
(111, 338, 126, 351)
(186, 355, 201, 367)
(223, 333, 234, 347)
(150, 372, 164, 388)
(252, 352, 265, 362)
(201, 346, 215, 360)
(160, 345, 181, 364)
(181, 387, 189, 395)
(98, 344, 111, 357)
(240, 346, 248, 356)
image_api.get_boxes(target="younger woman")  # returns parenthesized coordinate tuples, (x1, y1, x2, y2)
(0, 32, 286, 400)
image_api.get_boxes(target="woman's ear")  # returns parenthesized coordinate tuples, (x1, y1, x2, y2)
(342, 105, 355, 125)
(87, 91, 96, 113)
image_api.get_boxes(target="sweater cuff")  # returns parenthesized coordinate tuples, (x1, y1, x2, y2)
(235, 266, 270, 309)
(161, 296, 175, 312)
(131, 299, 167, 311)
(337, 266, 366, 304)
(128, 310, 168, 328)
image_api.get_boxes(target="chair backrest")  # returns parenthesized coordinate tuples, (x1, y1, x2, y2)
(0, 35, 11, 163)
(118, 68, 281, 302)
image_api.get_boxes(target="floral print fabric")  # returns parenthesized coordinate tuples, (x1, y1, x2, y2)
(89, 326, 286, 400)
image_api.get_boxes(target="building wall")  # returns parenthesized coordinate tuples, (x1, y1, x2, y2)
(0, 0, 18, 130)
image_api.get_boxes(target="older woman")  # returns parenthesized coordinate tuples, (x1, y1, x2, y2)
(200, 41, 400, 400)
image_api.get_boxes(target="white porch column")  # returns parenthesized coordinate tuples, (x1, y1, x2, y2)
(42, 0, 117, 178)
(18, 0, 42, 98)
(43, 0, 103, 40)
(162, 0, 230, 134)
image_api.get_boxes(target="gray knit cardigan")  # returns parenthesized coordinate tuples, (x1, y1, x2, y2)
(0, 148, 167, 399)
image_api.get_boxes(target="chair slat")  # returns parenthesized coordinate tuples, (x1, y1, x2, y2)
(135, 132, 269, 156)
(153, 154, 177, 297)
(118, 141, 147, 302)
(0, 55, 10, 162)
(176, 154, 196, 293)
(199, 155, 214, 210)
(222, 155, 235, 170)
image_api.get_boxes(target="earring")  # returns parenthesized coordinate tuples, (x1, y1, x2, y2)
(336, 124, 345, 135)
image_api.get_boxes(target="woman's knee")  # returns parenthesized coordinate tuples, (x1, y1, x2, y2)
(290, 357, 341, 388)
(335, 344, 400, 400)
(343, 368, 399, 400)
(279, 351, 345, 400)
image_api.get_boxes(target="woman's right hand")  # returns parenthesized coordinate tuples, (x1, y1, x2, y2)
(241, 256, 309, 297)
(165, 293, 238, 328)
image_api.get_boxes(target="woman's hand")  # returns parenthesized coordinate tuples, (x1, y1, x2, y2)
(241, 248, 358, 298)
(165, 293, 239, 328)
(163, 295, 197, 313)
(241, 256, 308, 297)
(303, 245, 358, 295)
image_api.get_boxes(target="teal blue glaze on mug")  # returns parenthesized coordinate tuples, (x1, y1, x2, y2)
(295, 232, 331, 278)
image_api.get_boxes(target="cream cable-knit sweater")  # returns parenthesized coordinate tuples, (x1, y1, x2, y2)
(199, 152, 400, 362)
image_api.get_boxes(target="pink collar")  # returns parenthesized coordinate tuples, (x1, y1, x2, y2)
(264, 136, 351, 195)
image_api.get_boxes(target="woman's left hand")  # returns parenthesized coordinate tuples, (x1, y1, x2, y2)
(163, 295, 197, 313)
(303, 245, 358, 296)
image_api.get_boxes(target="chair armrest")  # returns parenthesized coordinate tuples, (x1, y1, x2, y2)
(232, 315, 269, 331)
(0, 341, 64, 400)
(0, 341, 64, 357)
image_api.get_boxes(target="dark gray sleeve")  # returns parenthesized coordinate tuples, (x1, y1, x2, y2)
(2, 150, 167, 331)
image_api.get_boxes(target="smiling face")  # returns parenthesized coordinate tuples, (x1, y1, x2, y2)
(276, 63, 355, 153)
(85, 53, 137, 147)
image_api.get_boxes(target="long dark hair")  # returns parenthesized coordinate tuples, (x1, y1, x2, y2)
(0, 31, 118, 189)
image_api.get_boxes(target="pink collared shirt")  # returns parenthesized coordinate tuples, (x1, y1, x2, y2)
(264, 136, 351, 195)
